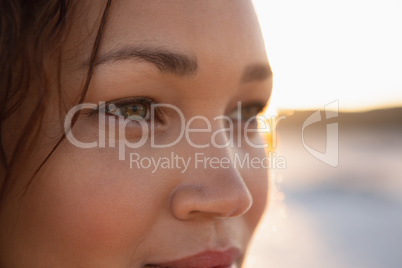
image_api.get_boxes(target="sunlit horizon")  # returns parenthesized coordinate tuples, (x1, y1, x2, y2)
(253, 0, 402, 113)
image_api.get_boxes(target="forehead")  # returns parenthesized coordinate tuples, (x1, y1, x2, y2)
(66, 0, 267, 69)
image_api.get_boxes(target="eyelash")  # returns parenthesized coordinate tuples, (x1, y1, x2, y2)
(90, 97, 267, 124)
(90, 97, 157, 121)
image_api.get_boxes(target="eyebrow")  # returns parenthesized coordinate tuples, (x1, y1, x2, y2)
(92, 46, 272, 83)
(93, 46, 198, 77)
(241, 63, 272, 83)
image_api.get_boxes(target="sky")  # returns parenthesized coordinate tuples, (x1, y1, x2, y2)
(253, 0, 402, 112)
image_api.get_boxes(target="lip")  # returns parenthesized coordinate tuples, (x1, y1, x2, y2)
(145, 247, 241, 268)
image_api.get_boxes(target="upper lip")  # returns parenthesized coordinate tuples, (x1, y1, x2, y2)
(145, 247, 241, 268)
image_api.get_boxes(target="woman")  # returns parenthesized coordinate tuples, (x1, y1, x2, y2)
(0, 0, 273, 267)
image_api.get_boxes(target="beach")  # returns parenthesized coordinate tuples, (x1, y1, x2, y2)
(247, 108, 402, 268)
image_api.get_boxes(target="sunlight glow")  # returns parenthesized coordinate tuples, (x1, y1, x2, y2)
(253, 0, 402, 111)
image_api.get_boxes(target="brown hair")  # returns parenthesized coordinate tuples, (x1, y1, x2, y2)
(0, 0, 112, 199)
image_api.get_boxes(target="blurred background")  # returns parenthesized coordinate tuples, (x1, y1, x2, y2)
(247, 1, 402, 267)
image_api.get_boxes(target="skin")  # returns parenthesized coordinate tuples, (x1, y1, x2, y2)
(0, 0, 272, 267)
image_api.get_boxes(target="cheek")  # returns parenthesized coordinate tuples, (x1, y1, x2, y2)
(245, 167, 269, 229)
(19, 142, 169, 262)
(240, 145, 269, 229)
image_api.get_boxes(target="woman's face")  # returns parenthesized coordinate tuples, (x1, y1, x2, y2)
(0, 0, 272, 267)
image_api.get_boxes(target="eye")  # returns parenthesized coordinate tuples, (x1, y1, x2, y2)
(107, 103, 149, 120)
(228, 102, 267, 121)
(103, 97, 154, 121)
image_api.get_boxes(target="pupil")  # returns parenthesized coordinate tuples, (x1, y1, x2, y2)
(127, 104, 146, 119)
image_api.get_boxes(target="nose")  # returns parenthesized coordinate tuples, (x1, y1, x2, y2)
(170, 148, 253, 221)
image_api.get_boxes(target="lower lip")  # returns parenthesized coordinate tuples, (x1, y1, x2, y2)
(146, 248, 241, 268)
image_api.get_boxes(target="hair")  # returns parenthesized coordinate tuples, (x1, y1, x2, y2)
(0, 0, 112, 199)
